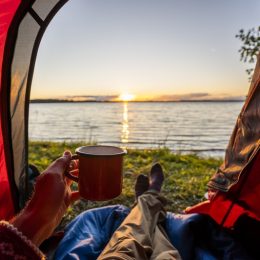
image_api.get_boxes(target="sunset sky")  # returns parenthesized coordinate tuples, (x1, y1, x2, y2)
(31, 0, 260, 100)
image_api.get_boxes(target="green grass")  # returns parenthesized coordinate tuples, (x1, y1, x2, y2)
(29, 141, 222, 226)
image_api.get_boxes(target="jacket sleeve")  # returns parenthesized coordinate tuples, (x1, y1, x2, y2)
(0, 221, 45, 259)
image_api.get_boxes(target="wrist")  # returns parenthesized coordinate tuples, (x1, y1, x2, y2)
(10, 208, 49, 246)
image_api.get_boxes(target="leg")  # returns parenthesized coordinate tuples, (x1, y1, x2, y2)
(151, 225, 181, 260)
(98, 164, 181, 260)
(98, 192, 167, 260)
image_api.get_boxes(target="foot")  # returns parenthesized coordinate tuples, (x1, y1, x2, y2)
(135, 174, 149, 198)
(149, 163, 164, 192)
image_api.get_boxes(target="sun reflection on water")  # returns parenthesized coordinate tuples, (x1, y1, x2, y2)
(121, 102, 129, 145)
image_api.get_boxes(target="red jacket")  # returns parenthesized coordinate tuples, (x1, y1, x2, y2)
(186, 152, 260, 228)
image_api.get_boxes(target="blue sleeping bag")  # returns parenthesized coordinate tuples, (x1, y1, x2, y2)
(55, 205, 251, 260)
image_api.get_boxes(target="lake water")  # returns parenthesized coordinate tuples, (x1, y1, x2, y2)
(29, 102, 244, 157)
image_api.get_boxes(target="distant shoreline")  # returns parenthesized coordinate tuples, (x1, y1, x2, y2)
(30, 99, 245, 103)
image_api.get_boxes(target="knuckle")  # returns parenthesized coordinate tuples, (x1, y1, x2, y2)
(56, 157, 66, 164)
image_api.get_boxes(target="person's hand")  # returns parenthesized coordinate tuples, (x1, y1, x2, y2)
(11, 151, 80, 246)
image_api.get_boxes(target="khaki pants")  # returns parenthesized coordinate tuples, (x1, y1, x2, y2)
(98, 191, 181, 260)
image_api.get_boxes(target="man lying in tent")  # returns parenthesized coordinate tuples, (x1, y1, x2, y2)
(0, 152, 181, 259)
(59, 53, 260, 260)
(0, 151, 255, 260)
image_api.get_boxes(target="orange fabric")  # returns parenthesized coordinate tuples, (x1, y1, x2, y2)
(208, 54, 260, 192)
(186, 151, 260, 228)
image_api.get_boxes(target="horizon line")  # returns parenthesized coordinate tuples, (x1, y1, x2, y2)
(30, 99, 245, 103)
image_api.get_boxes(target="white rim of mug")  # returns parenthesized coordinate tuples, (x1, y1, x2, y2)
(75, 145, 127, 157)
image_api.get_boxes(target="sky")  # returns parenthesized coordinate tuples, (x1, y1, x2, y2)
(31, 0, 260, 100)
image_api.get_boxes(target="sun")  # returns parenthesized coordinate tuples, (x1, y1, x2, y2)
(119, 93, 135, 102)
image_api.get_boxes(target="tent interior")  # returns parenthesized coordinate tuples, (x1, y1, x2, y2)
(0, 0, 259, 257)
(1, 0, 70, 219)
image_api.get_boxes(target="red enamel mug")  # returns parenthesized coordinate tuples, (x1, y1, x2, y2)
(66, 145, 126, 201)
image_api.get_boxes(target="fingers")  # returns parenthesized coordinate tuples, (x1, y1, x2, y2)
(69, 169, 79, 175)
(68, 158, 79, 171)
(67, 160, 78, 185)
(65, 169, 79, 186)
(70, 191, 81, 203)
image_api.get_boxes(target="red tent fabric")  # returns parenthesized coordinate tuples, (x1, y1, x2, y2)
(0, 0, 21, 220)
(0, 0, 69, 220)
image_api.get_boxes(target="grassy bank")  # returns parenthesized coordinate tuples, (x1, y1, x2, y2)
(29, 141, 222, 225)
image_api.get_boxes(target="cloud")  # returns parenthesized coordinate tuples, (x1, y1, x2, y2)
(64, 95, 118, 101)
(157, 93, 245, 101)
(157, 93, 209, 101)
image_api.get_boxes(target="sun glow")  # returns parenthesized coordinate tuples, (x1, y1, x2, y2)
(119, 93, 135, 102)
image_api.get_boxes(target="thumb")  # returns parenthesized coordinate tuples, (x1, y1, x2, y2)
(45, 151, 72, 175)
(63, 150, 72, 157)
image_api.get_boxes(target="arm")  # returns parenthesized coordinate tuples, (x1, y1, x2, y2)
(11, 151, 80, 246)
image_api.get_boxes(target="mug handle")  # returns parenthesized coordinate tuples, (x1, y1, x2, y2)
(65, 154, 79, 182)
